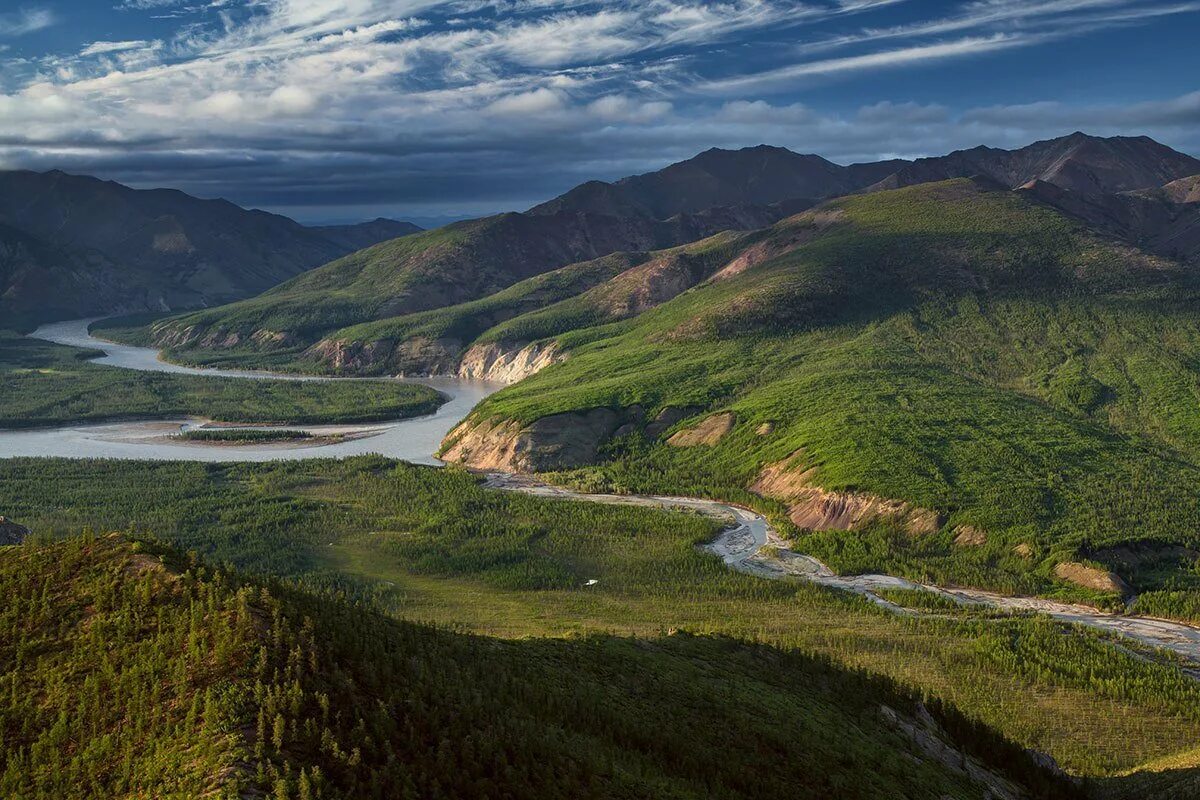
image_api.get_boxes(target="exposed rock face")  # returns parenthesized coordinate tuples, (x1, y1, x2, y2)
(0, 516, 30, 545)
(667, 412, 736, 446)
(953, 526, 987, 547)
(441, 408, 624, 472)
(1054, 561, 1130, 595)
(1013, 543, 1034, 559)
(456, 341, 564, 383)
(751, 453, 943, 535)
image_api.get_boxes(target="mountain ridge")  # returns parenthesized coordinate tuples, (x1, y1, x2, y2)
(0, 169, 422, 330)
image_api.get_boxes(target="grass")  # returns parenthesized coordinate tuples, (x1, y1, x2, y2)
(4, 455, 1200, 782)
(0, 331, 444, 427)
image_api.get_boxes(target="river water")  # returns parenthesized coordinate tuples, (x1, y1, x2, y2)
(0, 319, 501, 464)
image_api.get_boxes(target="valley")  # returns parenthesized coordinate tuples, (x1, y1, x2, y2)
(6, 132, 1200, 798)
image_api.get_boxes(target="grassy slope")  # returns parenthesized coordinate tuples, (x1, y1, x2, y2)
(0, 332, 442, 427)
(448, 181, 1200, 611)
(0, 532, 1079, 800)
(6, 456, 1200, 783)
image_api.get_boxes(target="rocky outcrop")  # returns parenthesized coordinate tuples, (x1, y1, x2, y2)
(953, 526, 987, 547)
(441, 408, 626, 472)
(667, 412, 736, 446)
(456, 341, 564, 383)
(1054, 561, 1130, 595)
(0, 516, 30, 545)
(751, 453, 943, 535)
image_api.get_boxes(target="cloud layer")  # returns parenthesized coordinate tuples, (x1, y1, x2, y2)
(0, 0, 1197, 221)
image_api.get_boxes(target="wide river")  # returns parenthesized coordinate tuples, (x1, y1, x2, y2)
(0, 319, 501, 464)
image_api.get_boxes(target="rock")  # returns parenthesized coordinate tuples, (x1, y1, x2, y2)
(441, 408, 623, 472)
(755, 421, 774, 436)
(751, 451, 943, 535)
(456, 341, 564, 383)
(953, 526, 987, 547)
(1013, 543, 1034, 559)
(1054, 561, 1130, 595)
(667, 412, 736, 446)
(0, 516, 30, 545)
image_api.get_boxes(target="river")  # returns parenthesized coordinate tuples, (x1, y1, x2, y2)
(0, 319, 500, 464)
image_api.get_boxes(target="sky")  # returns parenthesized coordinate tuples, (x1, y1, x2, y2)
(0, 1, 1198, 225)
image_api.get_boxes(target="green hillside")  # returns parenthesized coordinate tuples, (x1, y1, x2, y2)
(0, 532, 1081, 799)
(140, 205, 781, 367)
(440, 180, 1200, 611)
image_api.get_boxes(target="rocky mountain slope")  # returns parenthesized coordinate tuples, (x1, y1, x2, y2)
(0, 169, 420, 330)
(0, 532, 1077, 799)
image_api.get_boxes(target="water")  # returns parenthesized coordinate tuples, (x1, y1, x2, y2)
(0, 319, 502, 464)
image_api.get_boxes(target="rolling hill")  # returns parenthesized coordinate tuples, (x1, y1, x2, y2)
(0, 169, 420, 330)
(0, 532, 1078, 799)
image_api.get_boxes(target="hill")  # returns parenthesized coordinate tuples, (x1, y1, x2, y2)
(0, 169, 421, 330)
(438, 178, 1200, 617)
(0, 532, 1079, 799)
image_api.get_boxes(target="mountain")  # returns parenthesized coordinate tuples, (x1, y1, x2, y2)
(135, 133, 1200, 376)
(1018, 178, 1200, 265)
(309, 217, 423, 251)
(143, 200, 803, 360)
(530, 144, 905, 217)
(867, 133, 1200, 195)
(439, 178, 1200, 616)
(0, 169, 421, 330)
(0, 533, 1077, 799)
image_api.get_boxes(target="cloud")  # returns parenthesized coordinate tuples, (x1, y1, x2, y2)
(0, 0, 1195, 220)
(704, 34, 1027, 93)
(0, 7, 54, 37)
(79, 40, 153, 56)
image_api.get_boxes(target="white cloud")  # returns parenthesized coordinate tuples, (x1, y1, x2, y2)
(267, 85, 318, 115)
(0, 7, 54, 37)
(487, 87, 566, 116)
(79, 40, 153, 56)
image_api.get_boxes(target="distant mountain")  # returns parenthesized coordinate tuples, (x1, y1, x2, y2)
(0, 169, 420, 330)
(531, 144, 904, 217)
(309, 217, 423, 251)
(867, 133, 1200, 196)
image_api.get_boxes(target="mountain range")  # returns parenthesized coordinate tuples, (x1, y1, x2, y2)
(0, 169, 420, 330)
(131, 132, 1200, 377)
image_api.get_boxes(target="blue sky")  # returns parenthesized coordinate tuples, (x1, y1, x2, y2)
(1, 0, 1198, 225)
